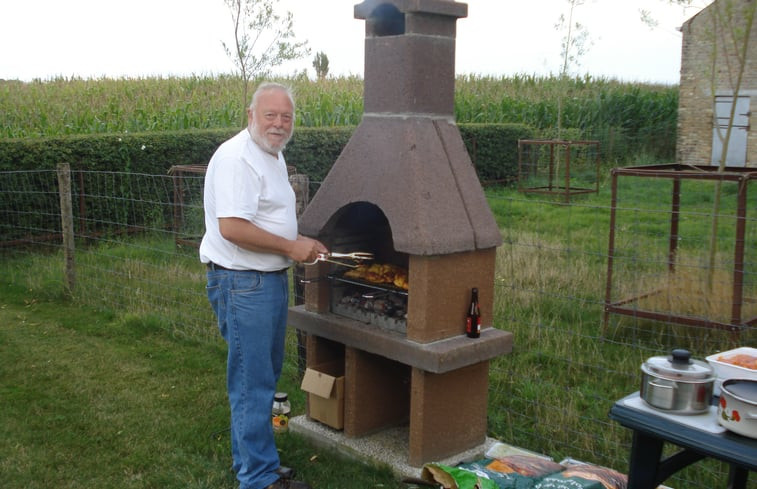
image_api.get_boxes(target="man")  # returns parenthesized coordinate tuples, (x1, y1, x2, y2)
(200, 82, 326, 489)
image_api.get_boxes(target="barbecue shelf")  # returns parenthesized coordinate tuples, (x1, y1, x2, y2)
(289, 305, 511, 374)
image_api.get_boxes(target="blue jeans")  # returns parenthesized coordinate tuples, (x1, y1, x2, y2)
(206, 268, 289, 489)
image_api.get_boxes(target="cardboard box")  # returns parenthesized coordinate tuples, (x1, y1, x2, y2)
(301, 360, 345, 430)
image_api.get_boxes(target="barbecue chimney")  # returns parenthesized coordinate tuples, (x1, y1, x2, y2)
(290, 0, 512, 468)
(298, 0, 502, 255)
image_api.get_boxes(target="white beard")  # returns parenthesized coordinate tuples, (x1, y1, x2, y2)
(249, 122, 292, 155)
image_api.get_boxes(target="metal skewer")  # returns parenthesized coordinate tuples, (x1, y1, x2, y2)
(303, 251, 374, 267)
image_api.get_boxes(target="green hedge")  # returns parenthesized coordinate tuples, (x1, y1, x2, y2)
(0, 129, 234, 174)
(0, 123, 532, 243)
(460, 123, 535, 183)
(0, 123, 533, 184)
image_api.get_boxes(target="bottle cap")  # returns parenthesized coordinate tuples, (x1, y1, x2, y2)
(274, 392, 288, 402)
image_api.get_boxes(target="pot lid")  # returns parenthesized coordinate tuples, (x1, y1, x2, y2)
(643, 349, 714, 380)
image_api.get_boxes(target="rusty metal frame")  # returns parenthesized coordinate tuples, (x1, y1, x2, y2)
(167, 164, 207, 248)
(603, 163, 757, 343)
(517, 139, 601, 203)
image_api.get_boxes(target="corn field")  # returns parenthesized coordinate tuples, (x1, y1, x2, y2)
(0, 74, 677, 164)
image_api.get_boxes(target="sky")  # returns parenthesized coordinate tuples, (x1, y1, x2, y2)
(0, 0, 703, 85)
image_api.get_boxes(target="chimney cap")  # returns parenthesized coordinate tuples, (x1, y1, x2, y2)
(355, 0, 467, 20)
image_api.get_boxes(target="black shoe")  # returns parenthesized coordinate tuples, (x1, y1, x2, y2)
(266, 478, 311, 489)
(276, 465, 295, 479)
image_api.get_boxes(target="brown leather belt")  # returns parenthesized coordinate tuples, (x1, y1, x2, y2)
(206, 262, 287, 274)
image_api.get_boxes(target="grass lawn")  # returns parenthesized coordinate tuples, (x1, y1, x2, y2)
(3, 179, 755, 489)
(0, 280, 406, 489)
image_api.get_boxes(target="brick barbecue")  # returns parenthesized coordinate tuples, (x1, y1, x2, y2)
(289, 0, 513, 467)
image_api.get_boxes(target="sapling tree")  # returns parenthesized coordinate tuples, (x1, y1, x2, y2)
(547, 0, 591, 191)
(312, 51, 330, 81)
(647, 0, 755, 296)
(554, 0, 591, 140)
(222, 0, 310, 122)
(702, 0, 755, 289)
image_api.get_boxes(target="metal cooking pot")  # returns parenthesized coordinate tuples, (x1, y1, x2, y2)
(718, 378, 757, 439)
(640, 349, 716, 414)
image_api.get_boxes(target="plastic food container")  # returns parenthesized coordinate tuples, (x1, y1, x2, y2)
(706, 347, 757, 395)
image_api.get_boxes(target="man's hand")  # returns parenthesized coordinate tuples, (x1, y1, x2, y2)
(290, 235, 328, 264)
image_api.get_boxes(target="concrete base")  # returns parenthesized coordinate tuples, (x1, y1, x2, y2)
(289, 415, 498, 481)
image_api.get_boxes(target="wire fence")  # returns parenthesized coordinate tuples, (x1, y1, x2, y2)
(1, 168, 755, 489)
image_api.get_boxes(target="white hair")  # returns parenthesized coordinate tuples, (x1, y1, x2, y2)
(250, 82, 295, 115)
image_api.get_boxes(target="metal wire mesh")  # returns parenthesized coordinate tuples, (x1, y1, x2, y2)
(1, 168, 754, 489)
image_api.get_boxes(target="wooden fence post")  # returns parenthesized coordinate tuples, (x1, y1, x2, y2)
(56, 163, 76, 295)
(289, 173, 310, 220)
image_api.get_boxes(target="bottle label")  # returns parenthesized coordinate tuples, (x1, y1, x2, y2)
(272, 413, 289, 433)
(466, 287, 481, 338)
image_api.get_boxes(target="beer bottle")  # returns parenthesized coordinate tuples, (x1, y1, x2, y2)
(465, 287, 481, 338)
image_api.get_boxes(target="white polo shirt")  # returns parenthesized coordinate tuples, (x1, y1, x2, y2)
(199, 129, 297, 271)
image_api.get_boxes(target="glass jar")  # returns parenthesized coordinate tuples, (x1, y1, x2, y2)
(272, 392, 291, 433)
